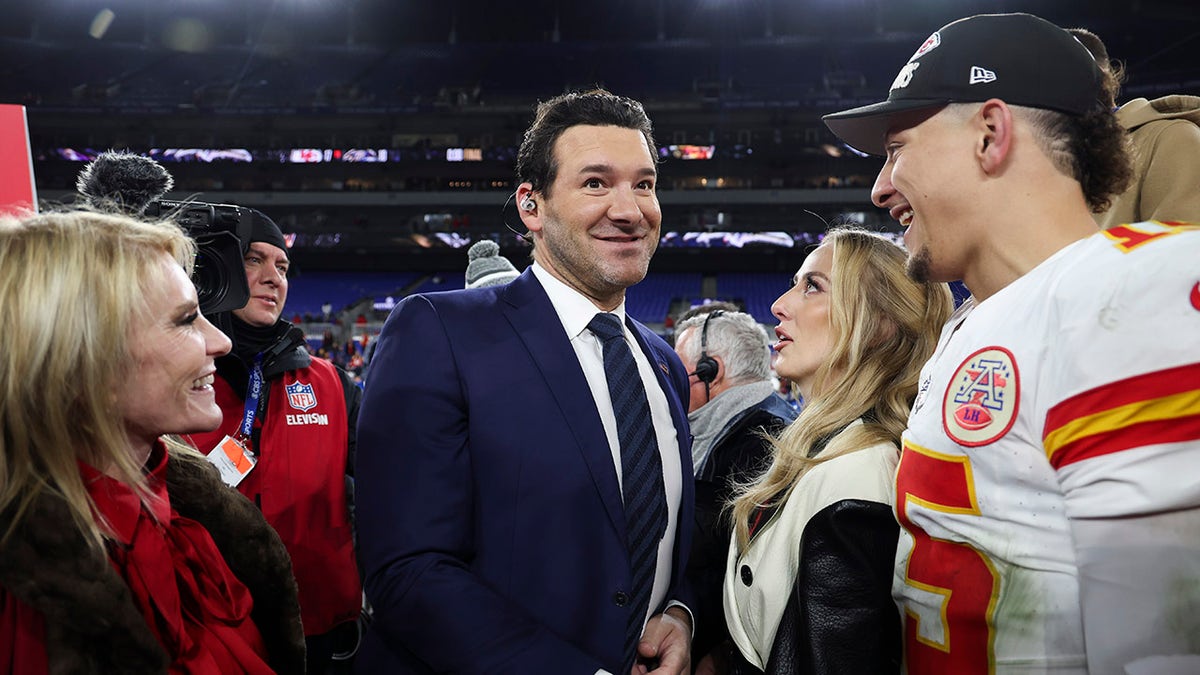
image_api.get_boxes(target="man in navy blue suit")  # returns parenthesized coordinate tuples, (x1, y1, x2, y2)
(355, 89, 694, 674)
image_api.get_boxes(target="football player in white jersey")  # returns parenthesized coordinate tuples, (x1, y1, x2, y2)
(821, 12, 1200, 675)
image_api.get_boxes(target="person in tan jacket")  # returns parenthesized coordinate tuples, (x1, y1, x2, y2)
(1071, 28, 1200, 229)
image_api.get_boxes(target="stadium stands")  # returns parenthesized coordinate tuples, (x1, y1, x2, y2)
(625, 272, 703, 324)
(715, 272, 793, 325)
(286, 270, 421, 319)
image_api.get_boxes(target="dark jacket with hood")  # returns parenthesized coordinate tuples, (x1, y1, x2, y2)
(689, 392, 797, 663)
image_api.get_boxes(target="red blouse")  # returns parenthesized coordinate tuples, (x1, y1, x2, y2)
(0, 443, 276, 675)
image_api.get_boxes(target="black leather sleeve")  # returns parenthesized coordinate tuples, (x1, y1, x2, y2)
(764, 499, 902, 675)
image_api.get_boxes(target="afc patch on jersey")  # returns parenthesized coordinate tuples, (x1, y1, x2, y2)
(942, 346, 1019, 446)
(285, 380, 318, 412)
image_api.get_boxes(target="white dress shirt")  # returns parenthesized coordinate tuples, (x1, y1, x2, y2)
(531, 263, 684, 637)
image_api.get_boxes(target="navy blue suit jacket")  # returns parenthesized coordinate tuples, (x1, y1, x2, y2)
(355, 269, 694, 673)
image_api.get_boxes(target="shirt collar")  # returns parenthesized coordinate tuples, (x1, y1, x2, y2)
(530, 262, 627, 340)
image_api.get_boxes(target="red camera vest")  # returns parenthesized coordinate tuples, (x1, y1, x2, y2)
(189, 358, 361, 636)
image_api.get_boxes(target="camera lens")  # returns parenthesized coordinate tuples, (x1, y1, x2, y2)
(193, 245, 229, 313)
(191, 231, 250, 315)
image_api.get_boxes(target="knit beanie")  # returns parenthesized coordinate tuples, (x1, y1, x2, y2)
(248, 208, 288, 251)
(465, 240, 519, 289)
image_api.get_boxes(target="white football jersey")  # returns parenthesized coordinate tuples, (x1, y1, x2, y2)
(895, 222, 1200, 675)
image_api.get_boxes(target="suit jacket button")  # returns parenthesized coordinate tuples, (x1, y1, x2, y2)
(740, 565, 753, 586)
(613, 591, 629, 607)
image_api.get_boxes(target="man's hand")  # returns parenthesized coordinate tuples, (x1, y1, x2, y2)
(632, 606, 692, 675)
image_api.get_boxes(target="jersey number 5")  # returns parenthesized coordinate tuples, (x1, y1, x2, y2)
(896, 441, 1000, 674)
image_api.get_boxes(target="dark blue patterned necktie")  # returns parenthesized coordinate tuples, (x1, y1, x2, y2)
(587, 312, 668, 672)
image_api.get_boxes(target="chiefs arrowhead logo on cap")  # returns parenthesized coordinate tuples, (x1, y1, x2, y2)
(912, 32, 941, 59)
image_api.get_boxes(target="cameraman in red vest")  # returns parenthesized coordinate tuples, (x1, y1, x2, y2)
(187, 211, 363, 675)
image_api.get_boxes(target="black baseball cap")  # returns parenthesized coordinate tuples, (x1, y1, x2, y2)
(823, 13, 1103, 156)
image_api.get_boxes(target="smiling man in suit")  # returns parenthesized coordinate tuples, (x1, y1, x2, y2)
(355, 89, 694, 675)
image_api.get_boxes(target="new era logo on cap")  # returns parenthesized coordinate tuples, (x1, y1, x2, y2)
(970, 66, 997, 84)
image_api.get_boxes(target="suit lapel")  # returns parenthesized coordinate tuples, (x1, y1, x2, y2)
(499, 271, 625, 535)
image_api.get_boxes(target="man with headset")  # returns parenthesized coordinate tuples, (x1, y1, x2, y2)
(672, 305, 797, 669)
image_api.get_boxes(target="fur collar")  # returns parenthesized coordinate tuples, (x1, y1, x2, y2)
(0, 449, 305, 674)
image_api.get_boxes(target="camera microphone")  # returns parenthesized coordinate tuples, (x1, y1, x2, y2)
(76, 150, 173, 215)
(75, 151, 251, 316)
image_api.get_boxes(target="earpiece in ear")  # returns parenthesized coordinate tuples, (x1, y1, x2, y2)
(520, 197, 536, 212)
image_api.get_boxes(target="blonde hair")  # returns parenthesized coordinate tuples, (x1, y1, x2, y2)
(731, 228, 953, 550)
(0, 209, 196, 551)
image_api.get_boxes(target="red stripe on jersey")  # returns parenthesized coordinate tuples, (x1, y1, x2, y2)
(1049, 412, 1200, 470)
(1043, 362, 1200, 438)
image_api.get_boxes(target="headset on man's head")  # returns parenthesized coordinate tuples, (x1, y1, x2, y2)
(692, 310, 725, 401)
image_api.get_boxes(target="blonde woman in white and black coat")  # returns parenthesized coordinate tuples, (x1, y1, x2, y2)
(705, 228, 953, 675)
